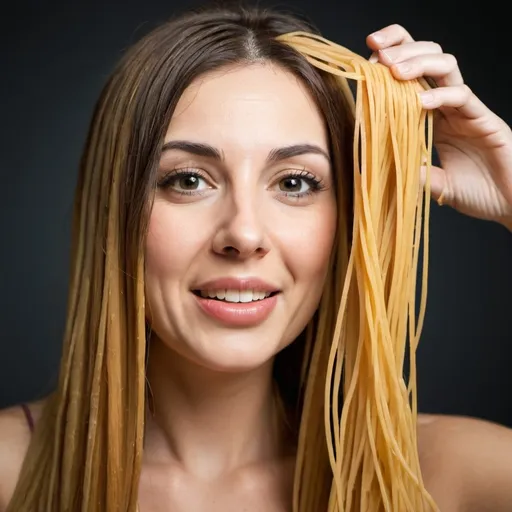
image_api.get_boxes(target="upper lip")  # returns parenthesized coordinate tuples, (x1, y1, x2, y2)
(192, 277, 281, 293)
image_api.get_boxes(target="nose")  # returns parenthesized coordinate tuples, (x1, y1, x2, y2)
(212, 195, 270, 260)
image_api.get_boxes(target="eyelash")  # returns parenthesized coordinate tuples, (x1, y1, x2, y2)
(156, 167, 326, 198)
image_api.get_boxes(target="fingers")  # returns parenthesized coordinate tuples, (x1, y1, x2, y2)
(367, 25, 491, 121)
(384, 51, 464, 87)
(427, 165, 451, 207)
(366, 24, 415, 50)
(378, 41, 443, 62)
(418, 84, 491, 119)
(420, 165, 451, 207)
(369, 40, 442, 66)
(367, 25, 464, 87)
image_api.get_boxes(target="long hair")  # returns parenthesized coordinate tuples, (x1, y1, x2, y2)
(8, 3, 432, 511)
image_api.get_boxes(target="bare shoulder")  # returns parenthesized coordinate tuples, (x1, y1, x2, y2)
(0, 400, 45, 510)
(418, 412, 512, 512)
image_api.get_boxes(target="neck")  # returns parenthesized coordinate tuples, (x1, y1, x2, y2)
(145, 337, 289, 479)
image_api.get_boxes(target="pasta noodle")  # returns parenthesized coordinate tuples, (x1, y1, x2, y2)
(277, 32, 438, 511)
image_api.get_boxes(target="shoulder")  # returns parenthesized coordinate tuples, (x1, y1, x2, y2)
(0, 400, 45, 510)
(418, 413, 512, 512)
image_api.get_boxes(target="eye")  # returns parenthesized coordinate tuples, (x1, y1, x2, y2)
(173, 174, 207, 192)
(272, 169, 324, 198)
(278, 176, 313, 194)
(157, 169, 212, 195)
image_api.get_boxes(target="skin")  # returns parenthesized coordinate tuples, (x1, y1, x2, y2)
(1, 24, 512, 512)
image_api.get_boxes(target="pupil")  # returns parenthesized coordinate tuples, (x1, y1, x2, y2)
(180, 175, 199, 190)
(281, 177, 301, 192)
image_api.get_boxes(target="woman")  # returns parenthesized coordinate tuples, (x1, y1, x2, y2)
(1, 3, 511, 511)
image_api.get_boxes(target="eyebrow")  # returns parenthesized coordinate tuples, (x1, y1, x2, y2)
(161, 140, 331, 165)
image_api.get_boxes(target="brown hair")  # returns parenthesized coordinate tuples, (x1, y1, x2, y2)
(8, 3, 355, 511)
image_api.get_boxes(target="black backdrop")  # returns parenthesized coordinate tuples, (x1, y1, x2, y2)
(1, 0, 511, 427)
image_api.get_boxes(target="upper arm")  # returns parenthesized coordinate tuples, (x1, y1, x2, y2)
(0, 403, 40, 511)
(420, 414, 512, 512)
(455, 416, 512, 512)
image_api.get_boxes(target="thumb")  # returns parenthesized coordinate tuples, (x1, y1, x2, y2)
(421, 165, 450, 206)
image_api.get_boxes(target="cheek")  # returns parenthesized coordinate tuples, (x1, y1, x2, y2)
(276, 199, 337, 283)
(145, 201, 209, 281)
(145, 205, 181, 277)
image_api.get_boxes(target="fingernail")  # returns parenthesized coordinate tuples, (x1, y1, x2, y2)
(419, 91, 435, 105)
(370, 31, 385, 44)
(369, 52, 378, 63)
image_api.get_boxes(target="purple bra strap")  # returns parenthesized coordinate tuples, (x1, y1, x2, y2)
(20, 403, 34, 433)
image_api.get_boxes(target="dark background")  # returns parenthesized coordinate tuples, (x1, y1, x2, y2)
(1, 1, 511, 427)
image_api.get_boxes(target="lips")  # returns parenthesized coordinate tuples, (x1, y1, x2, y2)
(191, 277, 280, 327)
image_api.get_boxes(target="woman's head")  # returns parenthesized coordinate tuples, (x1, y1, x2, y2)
(119, 8, 355, 375)
(130, 6, 355, 376)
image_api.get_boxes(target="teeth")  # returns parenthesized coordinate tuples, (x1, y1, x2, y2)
(198, 289, 272, 302)
(225, 290, 239, 302)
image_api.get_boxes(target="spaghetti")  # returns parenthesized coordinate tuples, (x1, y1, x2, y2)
(277, 32, 437, 511)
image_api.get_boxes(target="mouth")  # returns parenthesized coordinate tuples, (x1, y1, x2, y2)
(190, 277, 281, 326)
(191, 289, 280, 303)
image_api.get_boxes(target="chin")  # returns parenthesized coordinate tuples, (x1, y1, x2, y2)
(180, 329, 287, 374)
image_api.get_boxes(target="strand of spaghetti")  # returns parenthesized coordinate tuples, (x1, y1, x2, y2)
(336, 289, 366, 509)
(355, 62, 393, 356)
(354, 65, 422, 484)
(386, 80, 409, 357)
(277, 32, 360, 56)
(409, 113, 433, 400)
(415, 112, 433, 343)
(282, 40, 361, 68)
(333, 76, 366, 503)
(397, 81, 422, 371)
(341, 262, 369, 511)
(297, 52, 364, 80)
(362, 64, 430, 492)
(365, 397, 392, 510)
(324, 226, 358, 470)
(279, 31, 439, 512)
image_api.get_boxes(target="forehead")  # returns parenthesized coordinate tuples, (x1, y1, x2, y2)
(166, 63, 328, 149)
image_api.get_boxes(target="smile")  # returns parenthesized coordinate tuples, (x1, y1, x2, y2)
(191, 277, 281, 326)
(194, 289, 276, 303)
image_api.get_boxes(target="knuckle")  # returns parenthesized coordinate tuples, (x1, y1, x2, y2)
(389, 23, 405, 33)
(460, 84, 472, 98)
(445, 53, 458, 67)
(430, 42, 443, 54)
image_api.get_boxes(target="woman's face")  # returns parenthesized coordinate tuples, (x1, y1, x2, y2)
(145, 63, 337, 372)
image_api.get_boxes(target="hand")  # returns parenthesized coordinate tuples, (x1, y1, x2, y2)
(366, 24, 512, 230)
